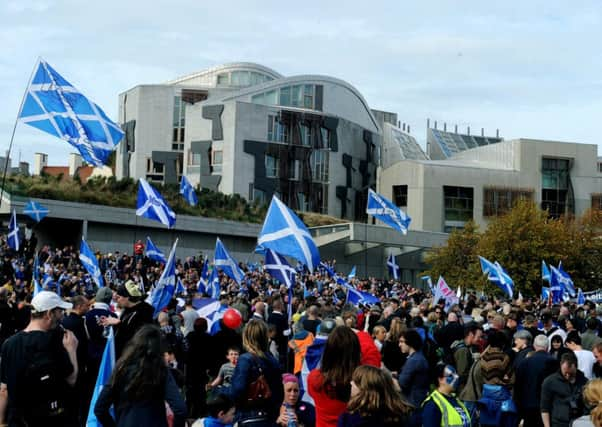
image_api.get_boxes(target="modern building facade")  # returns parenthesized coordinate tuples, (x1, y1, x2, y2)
(379, 136, 602, 233)
(116, 62, 402, 221)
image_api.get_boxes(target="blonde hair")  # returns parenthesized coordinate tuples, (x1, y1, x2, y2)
(372, 325, 386, 338)
(242, 319, 269, 358)
(584, 379, 602, 427)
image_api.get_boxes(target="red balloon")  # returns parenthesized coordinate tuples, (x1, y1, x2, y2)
(222, 308, 242, 329)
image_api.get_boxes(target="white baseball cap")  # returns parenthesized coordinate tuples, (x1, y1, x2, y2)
(31, 291, 73, 313)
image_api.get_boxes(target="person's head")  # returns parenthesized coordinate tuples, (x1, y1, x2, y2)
(342, 311, 358, 328)
(588, 317, 599, 331)
(533, 334, 549, 352)
(594, 343, 602, 365)
(111, 325, 167, 400)
(372, 325, 386, 343)
(317, 318, 336, 337)
(560, 352, 578, 383)
(487, 330, 508, 350)
(226, 346, 240, 365)
(193, 317, 208, 334)
(513, 330, 532, 350)
(254, 301, 265, 315)
(551, 334, 564, 350)
(463, 322, 483, 346)
(491, 315, 505, 330)
(30, 291, 73, 330)
(272, 299, 283, 312)
(242, 319, 269, 358)
(157, 312, 170, 327)
(435, 364, 461, 394)
(115, 281, 143, 308)
(307, 305, 319, 318)
(506, 312, 519, 330)
(70, 295, 89, 315)
(399, 329, 422, 354)
(267, 323, 278, 339)
(95, 286, 114, 305)
(206, 394, 235, 424)
(565, 331, 582, 350)
(320, 326, 361, 388)
(282, 373, 300, 406)
(583, 379, 602, 427)
(447, 312, 458, 323)
(388, 317, 406, 343)
(348, 365, 412, 421)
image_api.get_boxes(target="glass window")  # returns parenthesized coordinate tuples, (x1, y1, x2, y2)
(265, 155, 279, 178)
(189, 151, 201, 166)
(280, 86, 291, 106)
(483, 188, 533, 217)
(252, 93, 265, 104)
(311, 150, 329, 182)
(320, 127, 330, 148)
(231, 71, 250, 86)
(301, 124, 312, 146)
(211, 150, 223, 173)
(298, 193, 308, 212)
(253, 188, 266, 205)
(217, 73, 229, 85)
(264, 90, 278, 105)
(443, 186, 473, 224)
(303, 85, 314, 109)
(292, 85, 302, 107)
(393, 185, 408, 207)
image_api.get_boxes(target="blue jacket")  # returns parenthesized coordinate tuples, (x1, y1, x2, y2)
(478, 384, 517, 427)
(398, 351, 430, 407)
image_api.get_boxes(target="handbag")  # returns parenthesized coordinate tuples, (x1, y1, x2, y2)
(245, 358, 272, 404)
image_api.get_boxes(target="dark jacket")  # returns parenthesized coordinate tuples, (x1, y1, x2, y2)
(541, 370, 587, 427)
(398, 350, 430, 407)
(114, 301, 154, 358)
(515, 350, 558, 411)
(94, 369, 186, 427)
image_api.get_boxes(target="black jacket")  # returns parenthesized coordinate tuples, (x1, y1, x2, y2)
(114, 302, 154, 358)
(515, 350, 558, 410)
(541, 369, 587, 427)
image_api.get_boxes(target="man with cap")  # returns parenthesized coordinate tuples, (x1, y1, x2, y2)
(99, 280, 153, 358)
(0, 291, 78, 426)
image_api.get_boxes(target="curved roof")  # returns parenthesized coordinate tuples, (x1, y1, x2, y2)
(215, 74, 380, 132)
(166, 62, 283, 85)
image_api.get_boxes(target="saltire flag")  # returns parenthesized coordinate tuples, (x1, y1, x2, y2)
(179, 176, 198, 207)
(387, 253, 400, 280)
(366, 189, 411, 235)
(80, 238, 104, 288)
(479, 256, 514, 299)
(18, 59, 124, 167)
(541, 286, 550, 301)
(264, 249, 296, 322)
(421, 275, 435, 294)
(145, 236, 166, 264)
(136, 178, 176, 228)
(23, 200, 49, 222)
(256, 195, 320, 272)
(556, 262, 576, 297)
(432, 276, 458, 311)
(208, 267, 220, 300)
(348, 266, 356, 280)
(7, 210, 19, 251)
(150, 239, 178, 317)
(214, 238, 245, 284)
(577, 288, 585, 305)
(542, 260, 551, 283)
(197, 261, 209, 294)
(549, 269, 563, 304)
(32, 252, 43, 296)
(176, 278, 186, 295)
(346, 286, 380, 306)
(86, 327, 115, 426)
(195, 298, 229, 335)
(320, 262, 348, 287)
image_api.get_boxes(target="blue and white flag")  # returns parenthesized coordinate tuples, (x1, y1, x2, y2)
(80, 238, 104, 288)
(7, 210, 19, 251)
(541, 286, 550, 302)
(347, 266, 356, 280)
(145, 236, 166, 264)
(542, 260, 551, 283)
(479, 256, 514, 299)
(300, 337, 328, 405)
(136, 178, 176, 228)
(32, 252, 43, 296)
(320, 262, 349, 287)
(265, 249, 296, 322)
(179, 176, 198, 207)
(176, 278, 186, 295)
(257, 196, 320, 272)
(550, 269, 563, 304)
(86, 327, 115, 427)
(19, 59, 124, 167)
(421, 275, 435, 294)
(387, 253, 400, 280)
(577, 288, 585, 305)
(346, 286, 380, 306)
(197, 261, 209, 294)
(195, 298, 228, 333)
(208, 267, 220, 300)
(556, 262, 576, 297)
(23, 200, 49, 222)
(366, 189, 411, 235)
(150, 239, 178, 317)
(214, 238, 245, 284)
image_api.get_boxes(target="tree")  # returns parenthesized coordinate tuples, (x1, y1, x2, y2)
(563, 209, 602, 291)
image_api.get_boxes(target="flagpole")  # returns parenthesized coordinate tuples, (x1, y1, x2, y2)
(0, 58, 40, 209)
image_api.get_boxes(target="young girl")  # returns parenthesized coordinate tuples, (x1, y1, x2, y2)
(337, 365, 413, 426)
(371, 325, 386, 353)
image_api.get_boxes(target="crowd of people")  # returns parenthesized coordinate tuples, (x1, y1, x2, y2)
(2, 234, 602, 426)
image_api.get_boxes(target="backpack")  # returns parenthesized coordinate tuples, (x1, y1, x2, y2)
(443, 341, 466, 367)
(244, 357, 272, 408)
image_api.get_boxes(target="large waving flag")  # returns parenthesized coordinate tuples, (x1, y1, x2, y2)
(542, 260, 551, 283)
(556, 262, 576, 297)
(366, 189, 411, 235)
(86, 326, 115, 427)
(23, 200, 49, 222)
(479, 256, 514, 299)
(346, 286, 380, 305)
(19, 59, 124, 167)
(136, 178, 176, 228)
(80, 238, 104, 288)
(7, 210, 19, 251)
(432, 276, 459, 310)
(214, 238, 244, 284)
(387, 253, 400, 280)
(179, 176, 198, 206)
(145, 236, 166, 264)
(320, 262, 349, 287)
(150, 239, 178, 317)
(257, 195, 320, 272)
(265, 249, 296, 321)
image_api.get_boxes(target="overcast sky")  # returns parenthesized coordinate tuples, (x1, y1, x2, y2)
(1, 0, 601, 166)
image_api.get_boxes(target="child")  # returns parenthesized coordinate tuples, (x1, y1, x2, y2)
(208, 346, 239, 390)
(372, 325, 387, 353)
(191, 394, 235, 427)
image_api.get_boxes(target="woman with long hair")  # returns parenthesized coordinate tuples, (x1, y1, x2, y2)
(308, 325, 361, 427)
(94, 324, 187, 427)
(227, 319, 282, 426)
(382, 317, 407, 375)
(338, 365, 413, 426)
(572, 378, 602, 427)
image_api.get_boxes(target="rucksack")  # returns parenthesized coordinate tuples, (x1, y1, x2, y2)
(443, 341, 466, 367)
